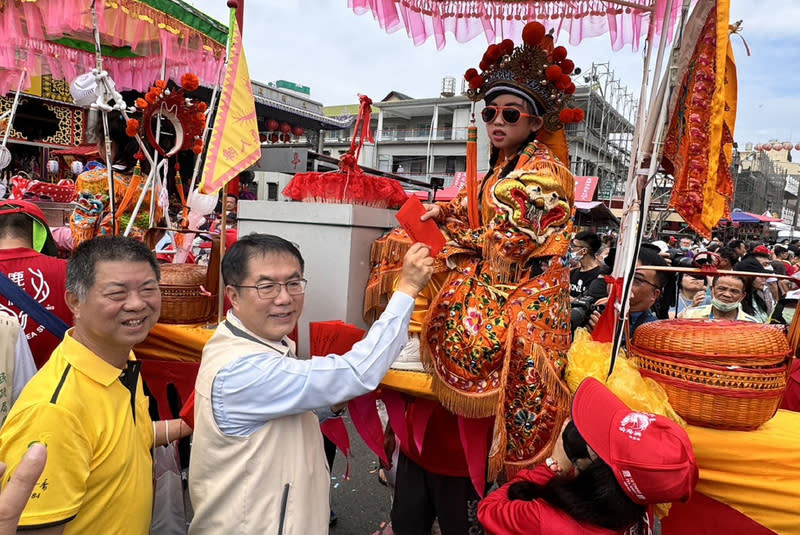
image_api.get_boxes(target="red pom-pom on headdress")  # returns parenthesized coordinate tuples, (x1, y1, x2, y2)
(559, 109, 575, 123)
(181, 73, 200, 92)
(484, 44, 502, 63)
(545, 65, 563, 81)
(500, 39, 514, 55)
(521, 22, 546, 46)
(125, 119, 139, 138)
(468, 76, 484, 90)
(464, 68, 479, 81)
(560, 59, 575, 75)
(551, 46, 568, 62)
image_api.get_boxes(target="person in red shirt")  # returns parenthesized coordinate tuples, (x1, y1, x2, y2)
(478, 378, 698, 535)
(0, 200, 71, 367)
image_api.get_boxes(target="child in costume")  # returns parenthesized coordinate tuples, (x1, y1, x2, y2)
(366, 22, 584, 534)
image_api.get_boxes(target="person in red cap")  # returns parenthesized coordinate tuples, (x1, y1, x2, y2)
(478, 377, 698, 535)
(0, 199, 71, 367)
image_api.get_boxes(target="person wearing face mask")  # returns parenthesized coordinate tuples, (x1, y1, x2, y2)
(679, 275, 758, 321)
(569, 231, 606, 300)
(678, 237, 695, 259)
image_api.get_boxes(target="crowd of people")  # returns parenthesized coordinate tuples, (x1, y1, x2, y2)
(568, 231, 800, 339)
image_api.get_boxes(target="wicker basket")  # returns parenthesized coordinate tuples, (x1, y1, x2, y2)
(150, 231, 221, 325)
(633, 319, 789, 367)
(631, 320, 790, 430)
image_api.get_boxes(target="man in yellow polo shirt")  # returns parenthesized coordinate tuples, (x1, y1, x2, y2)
(0, 236, 180, 534)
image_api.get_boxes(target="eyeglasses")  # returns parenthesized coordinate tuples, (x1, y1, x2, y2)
(632, 275, 660, 291)
(234, 279, 307, 299)
(481, 106, 532, 124)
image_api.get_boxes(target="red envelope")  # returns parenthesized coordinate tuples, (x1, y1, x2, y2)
(395, 196, 446, 255)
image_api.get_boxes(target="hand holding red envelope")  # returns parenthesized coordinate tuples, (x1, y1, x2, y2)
(395, 196, 446, 256)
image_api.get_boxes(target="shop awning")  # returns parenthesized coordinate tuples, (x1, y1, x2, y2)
(50, 145, 99, 157)
(575, 176, 599, 202)
(575, 201, 618, 227)
(729, 211, 765, 224)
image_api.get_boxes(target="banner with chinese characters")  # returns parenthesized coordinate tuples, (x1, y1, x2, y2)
(199, 15, 260, 195)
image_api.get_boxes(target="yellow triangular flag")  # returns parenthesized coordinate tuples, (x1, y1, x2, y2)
(199, 19, 260, 195)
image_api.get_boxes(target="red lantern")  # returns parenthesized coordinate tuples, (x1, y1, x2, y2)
(754, 144, 762, 151)
(291, 125, 305, 137)
(764, 143, 772, 151)
(279, 122, 291, 133)
(259, 133, 268, 143)
(280, 133, 291, 142)
(269, 133, 279, 143)
(266, 119, 279, 131)
(783, 142, 793, 151)
(795, 143, 800, 151)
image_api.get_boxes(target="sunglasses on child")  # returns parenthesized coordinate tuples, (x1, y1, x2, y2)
(481, 106, 532, 124)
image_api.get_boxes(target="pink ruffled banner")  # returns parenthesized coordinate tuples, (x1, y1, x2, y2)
(348, 0, 687, 51)
(0, 0, 225, 95)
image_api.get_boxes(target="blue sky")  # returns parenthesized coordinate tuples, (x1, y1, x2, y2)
(188, 1, 798, 150)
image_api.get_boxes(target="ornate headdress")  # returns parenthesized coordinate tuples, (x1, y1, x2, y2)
(130, 73, 207, 158)
(464, 22, 584, 133)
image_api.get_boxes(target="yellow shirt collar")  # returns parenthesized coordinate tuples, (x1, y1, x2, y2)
(61, 330, 136, 387)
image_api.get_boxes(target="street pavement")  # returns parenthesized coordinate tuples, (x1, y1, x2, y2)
(328, 415, 393, 534)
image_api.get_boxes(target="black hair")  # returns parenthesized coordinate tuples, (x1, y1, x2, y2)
(637, 246, 669, 289)
(726, 239, 744, 251)
(732, 259, 769, 317)
(0, 211, 32, 243)
(67, 236, 160, 302)
(774, 245, 788, 257)
(638, 246, 672, 318)
(574, 231, 602, 256)
(507, 461, 646, 531)
(716, 247, 739, 268)
(221, 233, 304, 287)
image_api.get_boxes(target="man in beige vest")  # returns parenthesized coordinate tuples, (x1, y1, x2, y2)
(189, 233, 433, 534)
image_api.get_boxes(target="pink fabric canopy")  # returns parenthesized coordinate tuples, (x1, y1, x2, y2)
(0, 0, 226, 96)
(348, 0, 686, 51)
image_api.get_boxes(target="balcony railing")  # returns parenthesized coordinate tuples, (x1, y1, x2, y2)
(324, 127, 469, 143)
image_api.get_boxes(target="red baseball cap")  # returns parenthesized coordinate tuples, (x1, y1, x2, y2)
(0, 199, 58, 257)
(752, 245, 771, 256)
(572, 378, 698, 505)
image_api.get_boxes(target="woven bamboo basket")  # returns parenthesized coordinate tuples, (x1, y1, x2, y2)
(147, 230, 221, 325)
(633, 319, 789, 366)
(631, 320, 790, 430)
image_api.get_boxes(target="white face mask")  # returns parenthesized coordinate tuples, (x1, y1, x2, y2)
(569, 250, 584, 263)
(711, 297, 739, 313)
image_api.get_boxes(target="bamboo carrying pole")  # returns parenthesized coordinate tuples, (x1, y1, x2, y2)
(608, 0, 681, 371)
